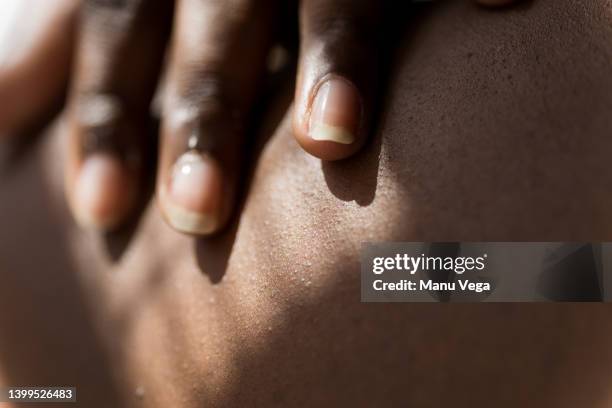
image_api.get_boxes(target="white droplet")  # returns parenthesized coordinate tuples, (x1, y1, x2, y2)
(188, 134, 198, 149)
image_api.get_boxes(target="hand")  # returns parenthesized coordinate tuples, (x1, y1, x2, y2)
(0, 0, 517, 235)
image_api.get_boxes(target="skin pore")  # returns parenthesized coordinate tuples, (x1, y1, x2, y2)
(2, 0, 612, 407)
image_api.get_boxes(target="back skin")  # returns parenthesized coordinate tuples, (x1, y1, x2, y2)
(1, 0, 612, 406)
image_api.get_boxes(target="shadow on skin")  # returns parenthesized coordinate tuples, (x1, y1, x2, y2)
(0, 1, 610, 406)
(0, 121, 176, 407)
(211, 291, 612, 406)
(0, 92, 67, 173)
(0, 124, 128, 407)
(195, 64, 297, 284)
(320, 134, 382, 206)
(320, 2, 422, 207)
(187, 1, 612, 405)
(102, 120, 160, 262)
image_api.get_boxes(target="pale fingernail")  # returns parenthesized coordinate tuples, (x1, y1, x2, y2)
(73, 154, 128, 230)
(165, 151, 221, 235)
(308, 77, 361, 145)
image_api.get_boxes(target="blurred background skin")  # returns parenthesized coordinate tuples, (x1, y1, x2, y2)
(3, 0, 612, 407)
(0, 0, 75, 136)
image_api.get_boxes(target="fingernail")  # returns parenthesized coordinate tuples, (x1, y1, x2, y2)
(73, 154, 128, 230)
(308, 77, 361, 145)
(165, 151, 222, 235)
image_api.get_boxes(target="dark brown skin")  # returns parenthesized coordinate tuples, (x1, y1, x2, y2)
(1, 0, 516, 236)
(2, 0, 612, 407)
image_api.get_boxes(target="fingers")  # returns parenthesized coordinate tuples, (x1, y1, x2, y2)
(157, 0, 274, 235)
(293, 0, 521, 162)
(65, 0, 172, 230)
(0, 0, 77, 136)
(293, 0, 384, 161)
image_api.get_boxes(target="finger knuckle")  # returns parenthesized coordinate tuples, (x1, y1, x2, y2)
(82, 0, 144, 25)
(75, 94, 124, 128)
(169, 69, 240, 128)
(74, 94, 127, 153)
(166, 70, 245, 149)
(189, 0, 256, 21)
(179, 70, 228, 113)
(307, 3, 378, 48)
(84, 0, 142, 11)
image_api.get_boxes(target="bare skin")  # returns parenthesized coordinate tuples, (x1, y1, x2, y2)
(2, 0, 612, 407)
(0, 0, 516, 237)
(0, 0, 76, 135)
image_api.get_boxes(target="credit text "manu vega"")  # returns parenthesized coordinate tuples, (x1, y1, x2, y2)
(373, 279, 491, 293)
